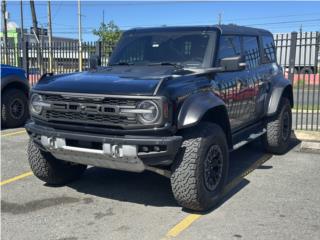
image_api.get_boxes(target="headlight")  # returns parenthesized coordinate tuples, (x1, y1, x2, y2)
(137, 100, 160, 124)
(30, 94, 44, 114)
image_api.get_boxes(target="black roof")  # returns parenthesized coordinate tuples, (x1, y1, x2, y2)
(126, 24, 272, 36)
(216, 24, 271, 35)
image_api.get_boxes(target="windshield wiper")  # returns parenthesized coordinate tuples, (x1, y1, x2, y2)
(109, 61, 134, 66)
(148, 62, 184, 69)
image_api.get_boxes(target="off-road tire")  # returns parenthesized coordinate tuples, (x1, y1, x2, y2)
(1, 88, 29, 128)
(171, 122, 229, 211)
(263, 97, 292, 154)
(28, 140, 87, 185)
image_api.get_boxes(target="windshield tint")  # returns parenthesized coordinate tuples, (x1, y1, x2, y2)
(109, 30, 215, 68)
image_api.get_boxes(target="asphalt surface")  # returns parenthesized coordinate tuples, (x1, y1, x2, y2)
(1, 128, 320, 240)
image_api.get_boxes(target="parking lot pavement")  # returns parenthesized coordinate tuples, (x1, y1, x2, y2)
(1, 129, 320, 240)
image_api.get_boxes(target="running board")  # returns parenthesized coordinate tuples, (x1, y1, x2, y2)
(232, 129, 266, 151)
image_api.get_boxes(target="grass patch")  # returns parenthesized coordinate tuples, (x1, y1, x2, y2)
(293, 104, 320, 111)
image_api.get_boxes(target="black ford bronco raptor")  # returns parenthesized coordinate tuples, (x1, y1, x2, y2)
(26, 25, 293, 211)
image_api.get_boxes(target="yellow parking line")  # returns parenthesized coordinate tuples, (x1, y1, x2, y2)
(163, 153, 273, 239)
(0, 171, 33, 186)
(1, 130, 26, 137)
(165, 214, 202, 238)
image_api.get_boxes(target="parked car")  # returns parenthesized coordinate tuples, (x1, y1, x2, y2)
(26, 25, 293, 211)
(1, 64, 29, 128)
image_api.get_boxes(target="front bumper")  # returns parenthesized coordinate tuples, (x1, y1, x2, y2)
(26, 122, 182, 172)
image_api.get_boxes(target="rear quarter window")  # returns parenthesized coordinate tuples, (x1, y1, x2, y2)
(262, 35, 276, 63)
(243, 36, 261, 69)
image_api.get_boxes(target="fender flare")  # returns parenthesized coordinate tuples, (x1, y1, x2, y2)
(1, 75, 29, 93)
(177, 91, 226, 129)
(267, 79, 293, 116)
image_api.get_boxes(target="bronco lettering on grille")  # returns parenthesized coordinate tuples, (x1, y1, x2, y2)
(51, 103, 118, 115)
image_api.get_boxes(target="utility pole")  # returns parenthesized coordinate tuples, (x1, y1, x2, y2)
(2, 0, 9, 64)
(20, 0, 24, 44)
(102, 10, 104, 24)
(218, 12, 222, 25)
(78, 0, 82, 71)
(30, 0, 44, 74)
(47, 0, 53, 72)
(30, 0, 39, 41)
(20, 0, 25, 68)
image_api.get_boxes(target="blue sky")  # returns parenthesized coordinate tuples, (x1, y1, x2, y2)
(6, 1, 320, 41)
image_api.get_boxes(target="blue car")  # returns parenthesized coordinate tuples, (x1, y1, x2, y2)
(1, 64, 29, 128)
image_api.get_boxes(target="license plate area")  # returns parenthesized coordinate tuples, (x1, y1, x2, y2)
(66, 139, 103, 150)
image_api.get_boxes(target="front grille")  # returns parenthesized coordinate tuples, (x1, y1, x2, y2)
(45, 110, 137, 125)
(44, 94, 137, 106)
(39, 93, 141, 128)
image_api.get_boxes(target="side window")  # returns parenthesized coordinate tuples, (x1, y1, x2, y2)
(262, 35, 276, 63)
(216, 35, 241, 65)
(243, 36, 261, 69)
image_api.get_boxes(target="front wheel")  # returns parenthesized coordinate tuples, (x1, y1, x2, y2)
(171, 123, 229, 211)
(263, 97, 292, 154)
(28, 140, 87, 185)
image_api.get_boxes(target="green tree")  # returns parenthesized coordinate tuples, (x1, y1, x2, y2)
(93, 20, 121, 55)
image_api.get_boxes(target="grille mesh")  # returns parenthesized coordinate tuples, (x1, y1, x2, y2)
(45, 111, 137, 125)
(44, 94, 137, 106)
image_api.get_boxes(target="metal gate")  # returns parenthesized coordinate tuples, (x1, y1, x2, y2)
(1, 31, 320, 131)
(274, 31, 320, 131)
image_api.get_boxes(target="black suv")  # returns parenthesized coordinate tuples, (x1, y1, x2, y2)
(26, 25, 293, 211)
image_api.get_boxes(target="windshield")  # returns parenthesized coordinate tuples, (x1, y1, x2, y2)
(109, 30, 216, 68)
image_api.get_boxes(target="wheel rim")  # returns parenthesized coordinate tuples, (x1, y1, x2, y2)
(203, 144, 223, 192)
(282, 110, 291, 141)
(9, 98, 25, 120)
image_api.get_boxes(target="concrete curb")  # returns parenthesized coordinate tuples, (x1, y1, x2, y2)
(292, 130, 320, 153)
(300, 141, 320, 154)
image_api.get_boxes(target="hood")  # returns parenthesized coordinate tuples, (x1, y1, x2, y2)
(33, 66, 177, 95)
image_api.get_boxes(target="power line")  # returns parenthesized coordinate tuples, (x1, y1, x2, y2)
(7, 1, 216, 6)
(49, 18, 320, 31)
(51, 1, 63, 21)
(246, 18, 320, 27)
(224, 12, 320, 22)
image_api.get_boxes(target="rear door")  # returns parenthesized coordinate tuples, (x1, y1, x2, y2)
(241, 35, 264, 122)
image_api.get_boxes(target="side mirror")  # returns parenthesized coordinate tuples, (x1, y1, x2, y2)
(220, 55, 246, 71)
(89, 55, 101, 70)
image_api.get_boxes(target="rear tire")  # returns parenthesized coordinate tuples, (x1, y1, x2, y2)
(263, 97, 292, 154)
(1, 88, 29, 128)
(28, 140, 87, 185)
(171, 123, 229, 211)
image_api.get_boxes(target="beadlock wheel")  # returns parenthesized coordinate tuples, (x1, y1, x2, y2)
(263, 97, 292, 154)
(203, 145, 223, 192)
(171, 122, 229, 211)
